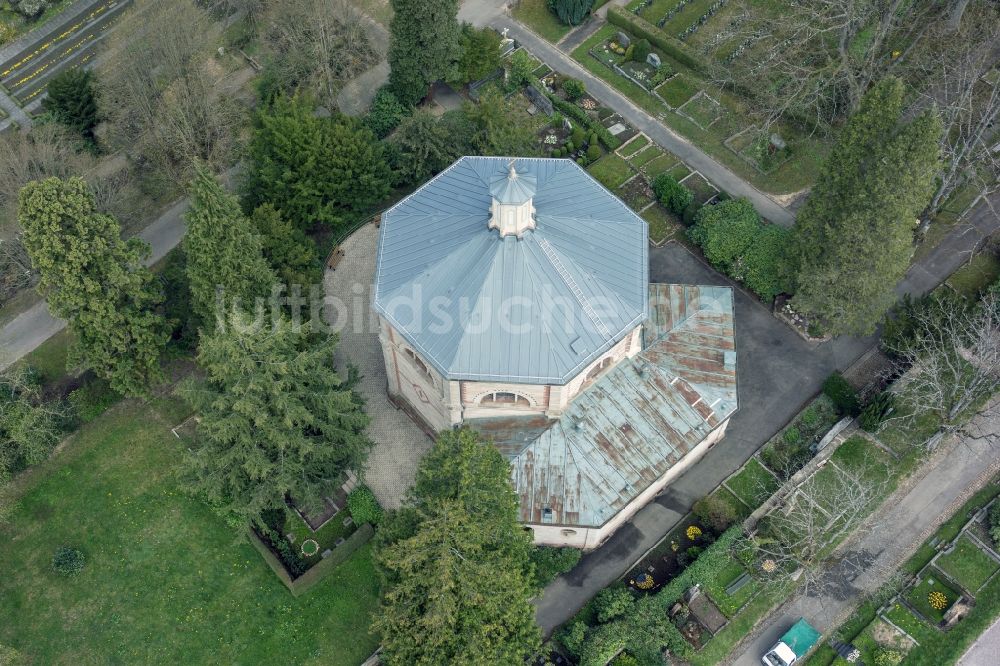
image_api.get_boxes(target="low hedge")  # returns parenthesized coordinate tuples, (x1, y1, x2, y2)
(607, 7, 708, 75)
(248, 522, 375, 597)
(549, 94, 621, 150)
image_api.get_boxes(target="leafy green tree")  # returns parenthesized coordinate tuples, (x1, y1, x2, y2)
(390, 109, 467, 185)
(183, 163, 276, 331)
(19, 177, 166, 396)
(388, 0, 460, 105)
(530, 545, 582, 587)
(1, 366, 65, 483)
(250, 204, 321, 289)
(549, 0, 594, 26)
(736, 224, 793, 301)
(688, 198, 761, 271)
(43, 68, 98, 140)
(465, 88, 540, 156)
(364, 88, 409, 139)
(792, 77, 942, 336)
(181, 315, 370, 528)
(506, 49, 536, 89)
(374, 428, 541, 665)
(451, 23, 501, 86)
(652, 173, 693, 214)
(243, 94, 391, 230)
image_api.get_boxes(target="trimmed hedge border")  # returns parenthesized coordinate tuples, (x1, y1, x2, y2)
(607, 7, 707, 75)
(548, 94, 621, 150)
(248, 522, 375, 597)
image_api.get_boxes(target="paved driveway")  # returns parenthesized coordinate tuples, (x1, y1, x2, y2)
(535, 242, 875, 632)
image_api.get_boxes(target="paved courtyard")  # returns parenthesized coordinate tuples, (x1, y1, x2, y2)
(323, 222, 432, 509)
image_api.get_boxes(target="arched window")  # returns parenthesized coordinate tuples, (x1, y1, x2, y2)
(584, 356, 613, 383)
(479, 391, 531, 408)
(403, 348, 433, 383)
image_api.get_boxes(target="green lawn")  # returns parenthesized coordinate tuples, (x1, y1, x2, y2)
(725, 457, 779, 507)
(641, 202, 682, 244)
(513, 0, 572, 43)
(936, 535, 1000, 593)
(656, 74, 699, 108)
(630, 145, 664, 167)
(643, 153, 680, 178)
(588, 154, 636, 190)
(946, 253, 1000, 297)
(883, 602, 935, 644)
(0, 402, 380, 665)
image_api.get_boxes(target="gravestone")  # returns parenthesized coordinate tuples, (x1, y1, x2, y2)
(608, 122, 627, 136)
(335, 537, 346, 547)
(525, 84, 554, 116)
(321, 549, 333, 559)
(343, 516, 354, 527)
(769, 133, 787, 151)
(647, 53, 661, 68)
(617, 32, 631, 48)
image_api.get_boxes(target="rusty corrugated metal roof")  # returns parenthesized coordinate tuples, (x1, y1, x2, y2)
(508, 283, 737, 528)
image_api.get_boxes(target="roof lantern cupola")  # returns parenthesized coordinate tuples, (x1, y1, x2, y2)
(488, 161, 537, 238)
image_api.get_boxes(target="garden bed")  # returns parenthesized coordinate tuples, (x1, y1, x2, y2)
(642, 202, 683, 244)
(760, 395, 841, 479)
(935, 535, 1000, 593)
(678, 91, 726, 130)
(619, 133, 650, 157)
(630, 144, 664, 167)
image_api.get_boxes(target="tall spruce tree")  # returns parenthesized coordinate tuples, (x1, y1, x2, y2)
(183, 163, 276, 331)
(43, 68, 98, 140)
(374, 428, 541, 665)
(18, 177, 166, 396)
(792, 78, 941, 336)
(242, 94, 390, 230)
(181, 316, 370, 528)
(388, 0, 460, 106)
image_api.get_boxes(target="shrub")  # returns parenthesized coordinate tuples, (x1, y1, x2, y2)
(686, 546, 703, 560)
(17, 0, 47, 18)
(988, 502, 1000, 548)
(548, 94, 621, 149)
(566, 140, 576, 153)
(577, 156, 588, 166)
(822, 372, 860, 416)
(563, 78, 586, 100)
(651, 173, 693, 214)
(860, 392, 894, 432)
(68, 378, 121, 424)
(632, 38, 651, 63)
(688, 198, 761, 271)
(506, 49, 536, 88)
(552, 147, 563, 158)
(588, 131, 598, 145)
(928, 590, 949, 610)
(693, 493, 739, 532)
(549, 0, 595, 26)
(530, 546, 582, 587)
(571, 127, 587, 147)
(611, 654, 640, 666)
(595, 586, 635, 623)
(550, 112, 564, 128)
(586, 144, 602, 162)
(347, 485, 383, 526)
(783, 427, 801, 445)
(364, 88, 408, 139)
(559, 621, 588, 658)
(686, 525, 702, 541)
(52, 546, 85, 575)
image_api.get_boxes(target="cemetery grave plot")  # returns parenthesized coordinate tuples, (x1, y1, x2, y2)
(934, 534, 1000, 593)
(904, 573, 961, 624)
(618, 132, 650, 157)
(641, 200, 683, 244)
(630, 144, 665, 168)
(725, 126, 793, 173)
(679, 171, 718, 205)
(655, 74, 699, 108)
(618, 174, 655, 211)
(1, 0, 133, 107)
(643, 153, 681, 178)
(602, 111, 639, 144)
(587, 154, 636, 190)
(678, 91, 727, 130)
(845, 616, 917, 665)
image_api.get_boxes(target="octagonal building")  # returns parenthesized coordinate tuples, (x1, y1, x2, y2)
(373, 156, 737, 549)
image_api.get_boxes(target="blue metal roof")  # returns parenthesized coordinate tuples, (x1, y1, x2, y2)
(508, 284, 738, 528)
(373, 156, 649, 384)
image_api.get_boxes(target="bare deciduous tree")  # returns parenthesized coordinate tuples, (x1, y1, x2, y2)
(741, 458, 889, 592)
(259, 0, 378, 107)
(712, 0, 937, 130)
(903, 2, 1000, 218)
(883, 289, 1000, 434)
(98, 0, 219, 152)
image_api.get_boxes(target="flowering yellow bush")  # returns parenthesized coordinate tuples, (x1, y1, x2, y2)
(686, 525, 702, 541)
(0, 23, 14, 46)
(761, 559, 777, 573)
(635, 573, 655, 590)
(928, 590, 949, 611)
